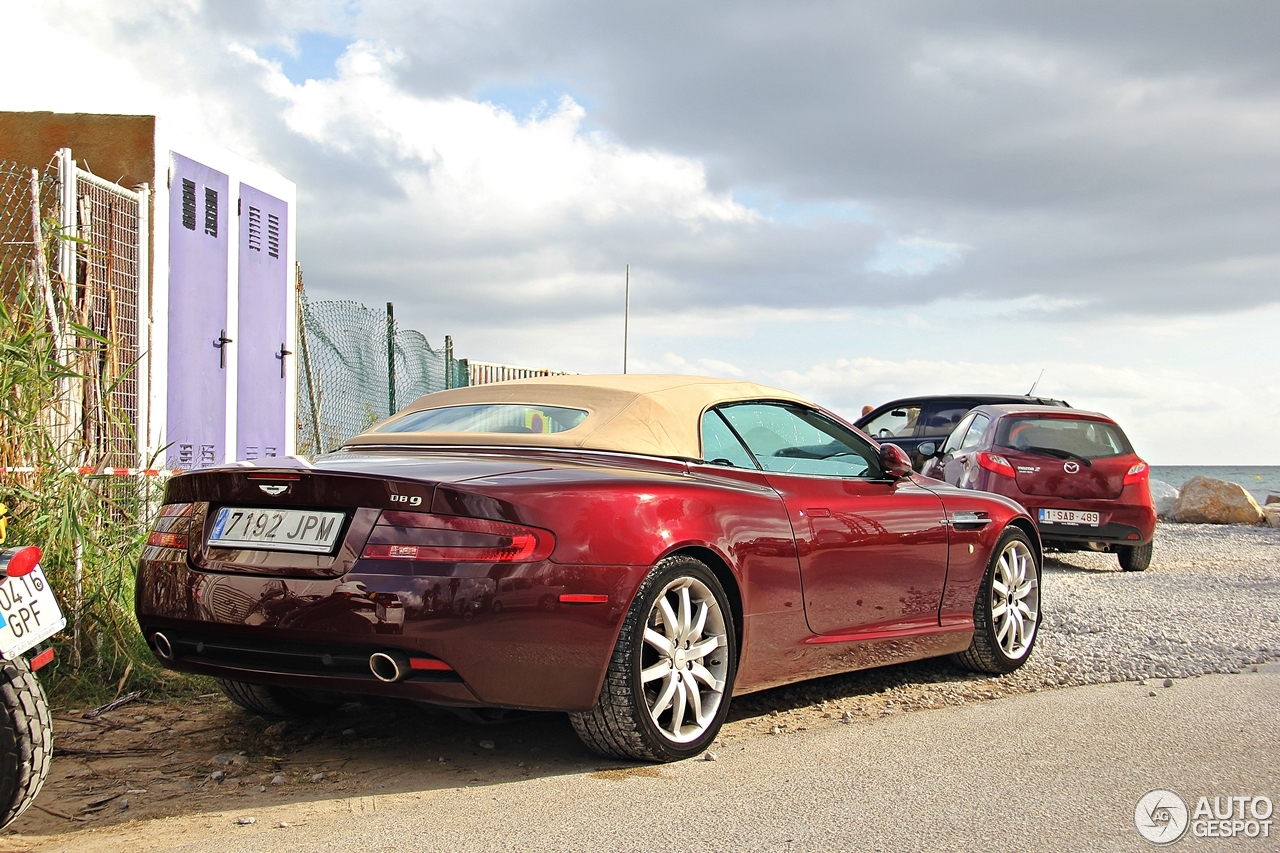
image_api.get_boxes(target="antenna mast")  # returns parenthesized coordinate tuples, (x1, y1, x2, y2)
(1027, 368, 1044, 397)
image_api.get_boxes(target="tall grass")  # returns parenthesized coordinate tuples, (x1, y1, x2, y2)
(1, 255, 202, 705)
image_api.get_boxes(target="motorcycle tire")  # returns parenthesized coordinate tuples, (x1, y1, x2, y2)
(0, 656, 53, 829)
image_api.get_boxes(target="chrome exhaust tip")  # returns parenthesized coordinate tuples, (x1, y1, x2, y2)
(370, 650, 410, 683)
(152, 631, 175, 661)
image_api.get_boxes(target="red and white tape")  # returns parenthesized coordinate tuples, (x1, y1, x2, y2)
(1, 467, 184, 476)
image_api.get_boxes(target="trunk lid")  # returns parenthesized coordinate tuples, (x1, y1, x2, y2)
(160, 452, 551, 578)
(1007, 450, 1133, 500)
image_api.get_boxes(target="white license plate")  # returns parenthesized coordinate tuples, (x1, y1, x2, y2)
(209, 507, 346, 554)
(1038, 508, 1100, 526)
(0, 565, 67, 659)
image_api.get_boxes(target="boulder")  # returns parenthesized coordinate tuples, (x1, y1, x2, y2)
(1267, 494, 1280, 506)
(1148, 479, 1179, 519)
(1172, 476, 1264, 525)
(1263, 505, 1280, 529)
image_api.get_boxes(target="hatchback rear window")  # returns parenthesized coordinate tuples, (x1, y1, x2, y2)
(995, 417, 1132, 460)
(376, 404, 589, 434)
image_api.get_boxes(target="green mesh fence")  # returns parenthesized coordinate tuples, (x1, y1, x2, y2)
(295, 289, 466, 456)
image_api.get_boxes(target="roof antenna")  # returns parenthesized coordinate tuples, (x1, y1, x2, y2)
(1026, 368, 1044, 397)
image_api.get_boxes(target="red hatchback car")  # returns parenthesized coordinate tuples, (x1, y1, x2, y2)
(922, 405, 1156, 571)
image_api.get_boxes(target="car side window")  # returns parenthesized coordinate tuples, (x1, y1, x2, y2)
(700, 410, 758, 469)
(920, 404, 975, 438)
(718, 403, 881, 478)
(959, 413, 990, 451)
(941, 413, 975, 455)
(861, 405, 921, 439)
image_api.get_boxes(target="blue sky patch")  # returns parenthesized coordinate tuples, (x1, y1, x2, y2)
(266, 32, 352, 84)
(475, 81, 591, 120)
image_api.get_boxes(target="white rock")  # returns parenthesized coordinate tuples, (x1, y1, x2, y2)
(1148, 479, 1179, 519)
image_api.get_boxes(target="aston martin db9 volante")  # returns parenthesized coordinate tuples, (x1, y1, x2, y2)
(137, 375, 1043, 761)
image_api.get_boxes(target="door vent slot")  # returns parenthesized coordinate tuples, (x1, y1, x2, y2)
(181, 179, 196, 230)
(204, 187, 219, 238)
(267, 213, 280, 258)
(247, 205, 262, 252)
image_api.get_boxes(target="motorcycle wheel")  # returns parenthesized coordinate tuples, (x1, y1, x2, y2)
(0, 656, 52, 828)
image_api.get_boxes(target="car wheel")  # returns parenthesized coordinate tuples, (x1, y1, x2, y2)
(1117, 540, 1152, 571)
(491, 600, 503, 614)
(570, 554, 737, 762)
(216, 679, 345, 719)
(953, 527, 1041, 674)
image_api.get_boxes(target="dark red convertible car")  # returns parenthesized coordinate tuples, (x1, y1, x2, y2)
(137, 376, 1043, 761)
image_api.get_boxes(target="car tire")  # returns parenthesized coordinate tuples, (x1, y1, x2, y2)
(1117, 541, 1152, 572)
(216, 679, 345, 719)
(0, 657, 52, 829)
(569, 554, 737, 762)
(953, 527, 1041, 674)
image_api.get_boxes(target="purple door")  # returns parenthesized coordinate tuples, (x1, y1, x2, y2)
(166, 154, 229, 470)
(236, 184, 289, 461)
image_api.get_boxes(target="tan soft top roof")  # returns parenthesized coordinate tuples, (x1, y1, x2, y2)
(345, 374, 813, 459)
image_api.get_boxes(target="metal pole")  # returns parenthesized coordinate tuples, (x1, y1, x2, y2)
(386, 302, 396, 415)
(445, 335, 454, 389)
(295, 269, 323, 455)
(623, 264, 629, 374)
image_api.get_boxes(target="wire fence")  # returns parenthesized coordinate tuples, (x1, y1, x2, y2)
(0, 158, 57, 308)
(295, 280, 468, 455)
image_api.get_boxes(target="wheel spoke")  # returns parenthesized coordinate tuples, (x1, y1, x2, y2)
(668, 678, 687, 737)
(644, 627, 674, 656)
(641, 659, 672, 684)
(649, 673, 678, 722)
(991, 601, 1008, 619)
(688, 635, 722, 660)
(690, 599, 709, 640)
(689, 662, 722, 691)
(657, 596, 679, 641)
(677, 586, 693, 642)
(684, 671, 705, 724)
(992, 577, 1009, 597)
(995, 612, 1012, 644)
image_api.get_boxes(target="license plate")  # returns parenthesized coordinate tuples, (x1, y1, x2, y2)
(209, 507, 346, 554)
(1038, 508, 1100, 526)
(0, 565, 67, 659)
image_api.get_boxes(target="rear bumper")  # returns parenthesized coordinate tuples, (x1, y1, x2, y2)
(135, 556, 646, 712)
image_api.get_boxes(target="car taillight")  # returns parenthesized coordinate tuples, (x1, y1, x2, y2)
(976, 452, 1015, 477)
(362, 511, 555, 563)
(1123, 461, 1149, 486)
(147, 503, 193, 550)
(1, 546, 42, 578)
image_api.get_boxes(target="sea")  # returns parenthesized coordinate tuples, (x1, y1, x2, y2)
(1150, 466, 1280, 503)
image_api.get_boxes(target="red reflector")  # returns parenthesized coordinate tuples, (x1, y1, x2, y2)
(1127, 533, 1141, 540)
(30, 648, 55, 671)
(409, 657, 453, 671)
(559, 594, 609, 604)
(976, 452, 1015, 477)
(363, 512, 555, 563)
(147, 531, 189, 549)
(4, 546, 41, 578)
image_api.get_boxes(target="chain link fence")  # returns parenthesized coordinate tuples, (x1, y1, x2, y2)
(295, 280, 467, 456)
(0, 158, 57, 308)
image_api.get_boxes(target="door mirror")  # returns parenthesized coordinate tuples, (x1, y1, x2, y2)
(881, 443, 914, 478)
(917, 441, 937, 458)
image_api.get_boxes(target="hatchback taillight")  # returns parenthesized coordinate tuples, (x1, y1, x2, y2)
(147, 503, 193, 550)
(362, 511, 555, 563)
(976, 452, 1015, 477)
(1123, 461, 1149, 487)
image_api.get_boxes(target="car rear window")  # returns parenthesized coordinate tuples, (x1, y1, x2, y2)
(376, 404, 589, 434)
(995, 417, 1132, 460)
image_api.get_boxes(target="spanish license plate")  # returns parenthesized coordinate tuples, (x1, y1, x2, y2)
(209, 507, 346, 554)
(0, 565, 67, 659)
(1038, 508, 1100, 526)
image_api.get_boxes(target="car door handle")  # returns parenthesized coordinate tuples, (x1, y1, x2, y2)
(802, 508, 831, 518)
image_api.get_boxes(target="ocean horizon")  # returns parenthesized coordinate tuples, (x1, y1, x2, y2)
(1150, 465, 1280, 502)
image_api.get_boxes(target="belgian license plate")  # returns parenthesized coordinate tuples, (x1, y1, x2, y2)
(1039, 508, 1100, 526)
(209, 507, 346, 554)
(0, 565, 67, 659)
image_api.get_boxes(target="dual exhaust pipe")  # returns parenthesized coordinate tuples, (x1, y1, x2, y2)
(150, 632, 429, 684)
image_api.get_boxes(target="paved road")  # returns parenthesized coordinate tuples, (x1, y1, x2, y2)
(40, 664, 1279, 853)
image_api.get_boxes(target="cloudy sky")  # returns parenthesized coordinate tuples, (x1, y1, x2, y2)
(3, 0, 1277, 463)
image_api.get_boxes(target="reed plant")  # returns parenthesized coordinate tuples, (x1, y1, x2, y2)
(1, 257, 205, 705)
